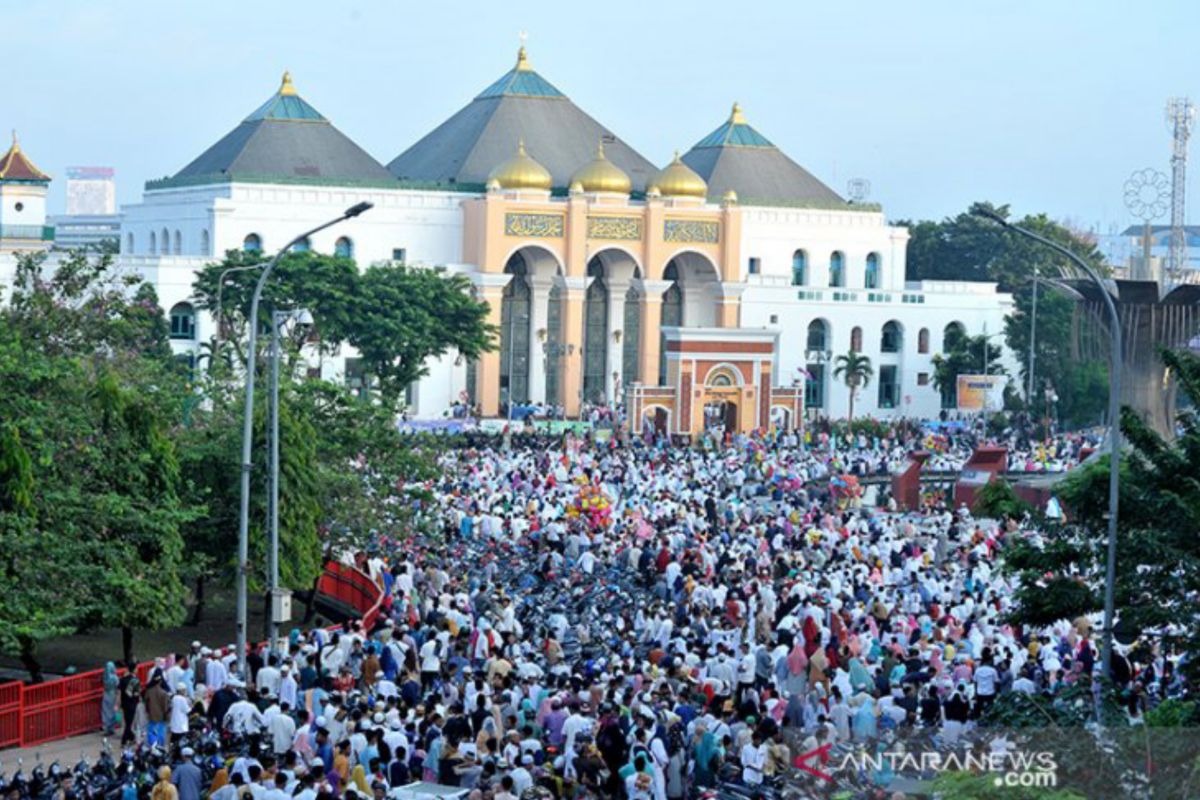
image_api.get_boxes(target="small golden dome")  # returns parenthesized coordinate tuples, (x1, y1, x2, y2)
(653, 152, 707, 199)
(569, 141, 632, 195)
(722, 189, 738, 204)
(280, 71, 297, 96)
(729, 101, 746, 125)
(488, 139, 552, 191)
(486, 178, 502, 192)
(646, 185, 662, 199)
(569, 180, 584, 195)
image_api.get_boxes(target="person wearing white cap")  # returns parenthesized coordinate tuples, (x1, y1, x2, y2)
(269, 700, 296, 757)
(205, 651, 228, 693)
(169, 682, 190, 742)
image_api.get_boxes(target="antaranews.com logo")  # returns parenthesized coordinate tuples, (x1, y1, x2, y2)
(791, 743, 1058, 789)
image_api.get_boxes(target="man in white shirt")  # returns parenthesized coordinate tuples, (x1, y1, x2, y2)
(256, 656, 282, 698)
(224, 687, 266, 735)
(269, 701, 297, 755)
(206, 653, 228, 693)
(740, 732, 767, 785)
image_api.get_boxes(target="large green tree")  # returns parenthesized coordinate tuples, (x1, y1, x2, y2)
(900, 202, 1109, 426)
(192, 252, 494, 406)
(0, 251, 194, 674)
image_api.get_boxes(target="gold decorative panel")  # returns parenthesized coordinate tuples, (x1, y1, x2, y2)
(504, 213, 564, 238)
(663, 219, 719, 243)
(587, 215, 643, 240)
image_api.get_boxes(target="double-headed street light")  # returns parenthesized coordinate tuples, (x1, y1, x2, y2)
(235, 201, 372, 678)
(973, 207, 1122, 682)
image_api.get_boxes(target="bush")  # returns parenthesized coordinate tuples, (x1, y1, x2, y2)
(972, 478, 1032, 519)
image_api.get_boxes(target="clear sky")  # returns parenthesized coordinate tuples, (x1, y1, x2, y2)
(8, 0, 1199, 231)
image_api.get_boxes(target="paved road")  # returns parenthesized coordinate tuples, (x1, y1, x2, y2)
(0, 732, 107, 769)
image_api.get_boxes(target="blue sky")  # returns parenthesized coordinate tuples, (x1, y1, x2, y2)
(9, 0, 1199, 231)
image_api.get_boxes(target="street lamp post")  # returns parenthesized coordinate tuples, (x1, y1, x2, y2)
(974, 207, 1121, 682)
(235, 201, 372, 678)
(214, 263, 269, 362)
(1028, 267, 1038, 409)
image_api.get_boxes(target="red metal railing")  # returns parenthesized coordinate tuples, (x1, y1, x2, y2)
(0, 561, 383, 750)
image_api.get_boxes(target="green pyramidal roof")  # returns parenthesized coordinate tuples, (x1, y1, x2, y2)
(156, 72, 395, 189)
(681, 103, 845, 207)
(245, 74, 325, 121)
(692, 104, 773, 148)
(388, 47, 656, 190)
(476, 47, 565, 99)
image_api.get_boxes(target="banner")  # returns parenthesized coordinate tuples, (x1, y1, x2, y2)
(956, 374, 1004, 412)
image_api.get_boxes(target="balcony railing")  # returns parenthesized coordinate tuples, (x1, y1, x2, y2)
(0, 225, 54, 241)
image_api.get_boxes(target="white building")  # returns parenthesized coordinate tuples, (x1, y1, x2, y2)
(2, 51, 1013, 426)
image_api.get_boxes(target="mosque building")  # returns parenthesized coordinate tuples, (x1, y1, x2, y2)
(3, 48, 1012, 433)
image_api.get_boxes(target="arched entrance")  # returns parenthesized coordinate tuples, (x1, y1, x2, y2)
(770, 405, 792, 431)
(704, 399, 738, 433)
(499, 257, 531, 408)
(583, 261, 608, 405)
(500, 245, 563, 411)
(582, 249, 642, 406)
(701, 364, 742, 435)
(641, 405, 670, 436)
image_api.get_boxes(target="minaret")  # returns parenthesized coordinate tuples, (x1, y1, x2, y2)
(0, 131, 52, 251)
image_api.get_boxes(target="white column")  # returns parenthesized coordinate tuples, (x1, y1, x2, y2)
(527, 274, 554, 404)
(606, 280, 630, 402)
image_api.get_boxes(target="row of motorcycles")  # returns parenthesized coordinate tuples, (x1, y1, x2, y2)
(0, 728, 268, 800)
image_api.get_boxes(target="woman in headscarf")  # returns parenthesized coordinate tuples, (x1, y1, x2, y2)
(151, 768, 178, 800)
(350, 765, 372, 796)
(848, 657, 872, 695)
(851, 697, 878, 741)
(691, 724, 720, 789)
(101, 662, 120, 735)
(208, 769, 229, 797)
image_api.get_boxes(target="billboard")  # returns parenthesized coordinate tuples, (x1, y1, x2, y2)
(956, 374, 1004, 412)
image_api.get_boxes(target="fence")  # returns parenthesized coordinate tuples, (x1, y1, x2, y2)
(0, 560, 383, 750)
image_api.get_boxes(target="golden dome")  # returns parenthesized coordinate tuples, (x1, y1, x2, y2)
(722, 189, 738, 204)
(569, 141, 632, 194)
(488, 139, 552, 191)
(646, 185, 662, 199)
(653, 152, 707, 199)
(279, 71, 298, 96)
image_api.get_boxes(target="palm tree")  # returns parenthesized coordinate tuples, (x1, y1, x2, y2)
(833, 350, 874, 421)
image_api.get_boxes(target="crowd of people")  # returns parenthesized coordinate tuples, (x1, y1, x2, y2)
(93, 423, 1155, 800)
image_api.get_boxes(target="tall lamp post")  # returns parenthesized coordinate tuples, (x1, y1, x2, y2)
(235, 201, 372, 677)
(215, 263, 268, 365)
(974, 208, 1121, 681)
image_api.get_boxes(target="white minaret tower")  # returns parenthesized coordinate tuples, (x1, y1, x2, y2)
(0, 130, 52, 251)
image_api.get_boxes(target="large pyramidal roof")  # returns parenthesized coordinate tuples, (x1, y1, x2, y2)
(681, 103, 844, 207)
(160, 73, 395, 188)
(388, 47, 657, 191)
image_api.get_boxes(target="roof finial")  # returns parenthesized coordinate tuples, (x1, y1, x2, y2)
(516, 32, 531, 71)
(517, 138, 527, 156)
(10, 130, 19, 153)
(280, 71, 297, 96)
(596, 138, 606, 159)
(730, 102, 745, 125)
